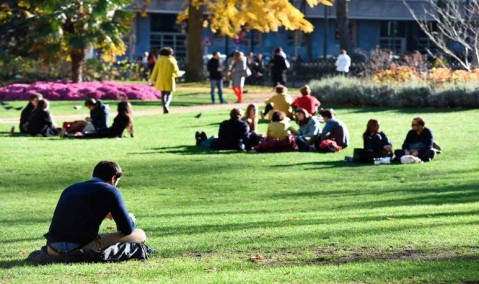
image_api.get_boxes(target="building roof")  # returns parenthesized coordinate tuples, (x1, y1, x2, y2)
(144, 0, 433, 20)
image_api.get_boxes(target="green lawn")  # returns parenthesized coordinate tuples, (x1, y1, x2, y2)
(0, 85, 478, 283)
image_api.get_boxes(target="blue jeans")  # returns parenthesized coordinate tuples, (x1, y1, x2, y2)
(210, 79, 224, 103)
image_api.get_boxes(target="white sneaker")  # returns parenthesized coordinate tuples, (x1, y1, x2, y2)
(380, 157, 392, 164)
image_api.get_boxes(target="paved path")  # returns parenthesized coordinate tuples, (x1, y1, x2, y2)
(0, 93, 270, 124)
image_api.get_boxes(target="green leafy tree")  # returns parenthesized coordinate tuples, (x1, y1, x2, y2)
(0, 0, 133, 83)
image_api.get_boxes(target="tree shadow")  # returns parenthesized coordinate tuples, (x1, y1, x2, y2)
(267, 182, 479, 209)
(144, 214, 479, 238)
(346, 106, 471, 114)
(0, 259, 31, 269)
(127, 145, 241, 156)
(270, 160, 360, 169)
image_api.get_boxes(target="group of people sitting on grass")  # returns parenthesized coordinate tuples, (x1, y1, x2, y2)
(18, 94, 134, 138)
(194, 85, 440, 163)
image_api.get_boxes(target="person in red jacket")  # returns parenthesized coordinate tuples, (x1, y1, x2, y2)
(291, 85, 321, 115)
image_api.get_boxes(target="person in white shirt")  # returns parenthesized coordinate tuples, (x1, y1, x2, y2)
(335, 49, 351, 76)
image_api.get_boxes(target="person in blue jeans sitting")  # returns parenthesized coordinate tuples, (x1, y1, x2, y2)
(44, 161, 146, 256)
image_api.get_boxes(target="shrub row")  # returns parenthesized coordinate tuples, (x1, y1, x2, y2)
(309, 76, 479, 108)
(0, 81, 161, 101)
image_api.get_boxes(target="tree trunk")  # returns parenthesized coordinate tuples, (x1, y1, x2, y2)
(70, 50, 85, 83)
(336, 0, 351, 53)
(185, 2, 204, 82)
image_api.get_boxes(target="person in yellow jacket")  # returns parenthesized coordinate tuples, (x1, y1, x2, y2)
(261, 85, 293, 120)
(149, 47, 183, 114)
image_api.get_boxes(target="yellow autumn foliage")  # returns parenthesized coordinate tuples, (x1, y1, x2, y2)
(374, 67, 479, 84)
(373, 66, 419, 84)
(178, 0, 333, 38)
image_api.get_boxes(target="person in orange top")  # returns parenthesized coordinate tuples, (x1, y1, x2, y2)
(291, 85, 321, 115)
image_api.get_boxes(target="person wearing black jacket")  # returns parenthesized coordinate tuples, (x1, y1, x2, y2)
(64, 98, 110, 134)
(82, 101, 133, 138)
(207, 51, 225, 104)
(27, 99, 60, 137)
(19, 93, 42, 133)
(86, 99, 109, 132)
(394, 117, 436, 162)
(196, 108, 252, 151)
(270, 47, 289, 86)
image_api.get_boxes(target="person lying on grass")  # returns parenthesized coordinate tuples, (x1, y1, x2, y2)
(44, 160, 146, 257)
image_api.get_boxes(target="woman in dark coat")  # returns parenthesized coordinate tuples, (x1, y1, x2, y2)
(27, 99, 60, 137)
(19, 93, 42, 133)
(270, 47, 289, 86)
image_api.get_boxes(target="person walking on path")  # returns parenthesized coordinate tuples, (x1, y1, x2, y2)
(228, 50, 248, 103)
(150, 47, 183, 114)
(270, 47, 289, 86)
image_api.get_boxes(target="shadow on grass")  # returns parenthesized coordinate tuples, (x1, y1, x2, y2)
(270, 160, 359, 169)
(127, 145, 241, 155)
(0, 259, 31, 269)
(145, 215, 479, 238)
(343, 106, 471, 115)
(267, 182, 479, 209)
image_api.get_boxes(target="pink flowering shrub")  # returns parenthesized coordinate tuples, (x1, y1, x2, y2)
(0, 81, 161, 101)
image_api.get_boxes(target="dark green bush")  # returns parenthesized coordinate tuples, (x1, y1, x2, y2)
(309, 77, 479, 108)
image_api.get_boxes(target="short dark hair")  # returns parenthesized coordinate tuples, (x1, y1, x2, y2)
(300, 85, 311, 96)
(319, 109, 333, 119)
(413, 117, 425, 126)
(92, 161, 123, 181)
(37, 99, 49, 110)
(84, 98, 97, 107)
(30, 93, 43, 101)
(230, 108, 242, 119)
(159, 47, 173, 56)
(212, 51, 220, 56)
(271, 110, 285, 122)
(275, 85, 286, 94)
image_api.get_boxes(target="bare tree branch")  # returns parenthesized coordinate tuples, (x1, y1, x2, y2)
(403, 0, 479, 71)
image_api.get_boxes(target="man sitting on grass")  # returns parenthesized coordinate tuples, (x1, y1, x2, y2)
(318, 108, 350, 151)
(196, 108, 259, 151)
(44, 161, 146, 257)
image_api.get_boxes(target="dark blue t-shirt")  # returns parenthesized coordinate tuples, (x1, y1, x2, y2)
(44, 178, 135, 246)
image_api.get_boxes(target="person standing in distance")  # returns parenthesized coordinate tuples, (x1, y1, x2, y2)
(44, 161, 146, 256)
(335, 49, 351, 76)
(207, 51, 225, 104)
